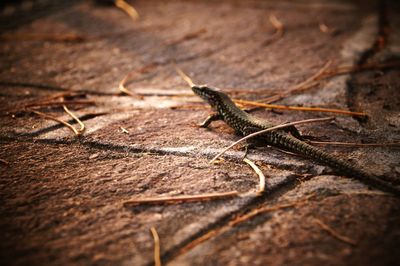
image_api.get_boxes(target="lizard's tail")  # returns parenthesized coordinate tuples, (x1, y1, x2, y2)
(268, 131, 400, 196)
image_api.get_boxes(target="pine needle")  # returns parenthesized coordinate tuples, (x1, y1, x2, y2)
(114, 0, 139, 21)
(30, 109, 81, 136)
(123, 191, 239, 206)
(150, 227, 162, 266)
(174, 65, 195, 87)
(179, 194, 313, 255)
(261, 60, 332, 103)
(322, 61, 400, 78)
(63, 105, 85, 135)
(118, 70, 146, 99)
(308, 141, 400, 148)
(243, 158, 266, 194)
(234, 99, 367, 117)
(314, 218, 357, 246)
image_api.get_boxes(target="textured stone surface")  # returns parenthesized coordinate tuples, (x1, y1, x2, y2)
(1, 0, 400, 265)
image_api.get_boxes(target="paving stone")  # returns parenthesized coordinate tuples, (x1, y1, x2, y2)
(1, 0, 399, 265)
(173, 175, 400, 266)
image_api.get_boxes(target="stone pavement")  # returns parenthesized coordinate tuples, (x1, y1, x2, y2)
(0, 0, 399, 265)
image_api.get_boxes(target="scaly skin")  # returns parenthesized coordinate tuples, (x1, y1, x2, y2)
(192, 85, 400, 196)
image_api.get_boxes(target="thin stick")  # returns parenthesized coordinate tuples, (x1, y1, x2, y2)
(210, 117, 335, 163)
(123, 191, 239, 206)
(308, 140, 400, 148)
(30, 110, 80, 136)
(234, 99, 366, 117)
(243, 158, 266, 194)
(63, 105, 85, 135)
(314, 218, 357, 246)
(150, 227, 162, 266)
(175, 65, 195, 87)
(114, 0, 140, 21)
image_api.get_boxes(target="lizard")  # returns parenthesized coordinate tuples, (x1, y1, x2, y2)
(191, 84, 400, 196)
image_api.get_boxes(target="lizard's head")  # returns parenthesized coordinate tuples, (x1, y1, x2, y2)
(191, 85, 222, 108)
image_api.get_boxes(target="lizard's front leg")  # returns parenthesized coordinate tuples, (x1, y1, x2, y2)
(199, 113, 222, 128)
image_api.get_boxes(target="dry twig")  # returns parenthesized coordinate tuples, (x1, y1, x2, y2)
(243, 158, 266, 194)
(123, 191, 239, 206)
(314, 218, 357, 246)
(210, 117, 335, 163)
(150, 227, 162, 266)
